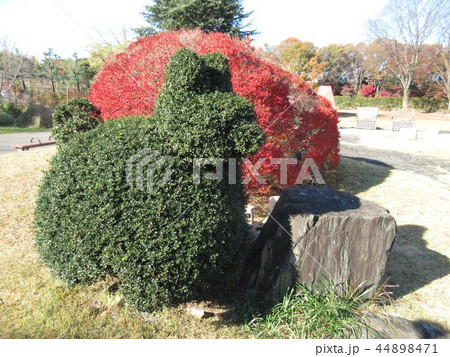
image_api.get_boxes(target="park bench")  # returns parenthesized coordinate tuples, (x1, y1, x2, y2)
(356, 107, 378, 129)
(391, 108, 415, 131)
(11, 136, 56, 151)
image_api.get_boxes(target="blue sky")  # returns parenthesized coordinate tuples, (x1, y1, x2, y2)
(0, 0, 389, 59)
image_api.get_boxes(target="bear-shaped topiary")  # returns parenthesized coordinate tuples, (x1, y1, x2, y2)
(35, 49, 265, 311)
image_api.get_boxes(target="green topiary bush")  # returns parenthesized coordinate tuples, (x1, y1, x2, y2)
(52, 98, 101, 143)
(0, 110, 15, 126)
(35, 49, 265, 311)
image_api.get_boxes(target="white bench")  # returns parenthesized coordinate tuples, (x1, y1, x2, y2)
(356, 107, 378, 130)
(391, 108, 415, 131)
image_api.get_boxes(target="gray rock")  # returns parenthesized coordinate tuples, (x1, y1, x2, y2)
(240, 186, 397, 303)
(355, 314, 448, 339)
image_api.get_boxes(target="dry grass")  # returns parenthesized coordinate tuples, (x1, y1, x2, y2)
(0, 138, 449, 337)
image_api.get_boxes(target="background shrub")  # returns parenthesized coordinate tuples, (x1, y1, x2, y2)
(15, 104, 53, 128)
(90, 29, 339, 194)
(335, 95, 448, 111)
(35, 50, 264, 312)
(340, 85, 355, 97)
(0, 111, 15, 126)
(360, 85, 375, 98)
(375, 89, 395, 98)
(410, 97, 448, 113)
(52, 98, 101, 143)
(2, 101, 25, 118)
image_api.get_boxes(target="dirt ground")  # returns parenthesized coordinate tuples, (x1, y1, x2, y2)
(334, 111, 449, 332)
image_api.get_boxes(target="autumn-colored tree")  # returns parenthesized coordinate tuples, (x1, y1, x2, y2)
(90, 30, 339, 194)
(368, 0, 449, 108)
(305, 55, 327, 88)
(362, 41, 393, 92)
(434, 27, 450, 109)
(276, 38, 317, 78)
(414, 44, 441, 97)
(348, 43, 369, 93)
(318, 44, 353, 94)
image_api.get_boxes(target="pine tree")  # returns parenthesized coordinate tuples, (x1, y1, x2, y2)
(134, 0, 256, 38)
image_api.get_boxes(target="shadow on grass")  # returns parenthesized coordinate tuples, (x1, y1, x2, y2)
(382, 224, 450, 300)
(325, 156, 392, 195)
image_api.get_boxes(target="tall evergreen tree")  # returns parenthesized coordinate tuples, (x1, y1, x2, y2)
(134, 0, 256, 38)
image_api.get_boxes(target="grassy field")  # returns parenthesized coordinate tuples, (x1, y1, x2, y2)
(0, 145, 448, 338)
(0, 126, 50, 135)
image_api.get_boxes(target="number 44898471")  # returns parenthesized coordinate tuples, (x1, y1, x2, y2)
(375, 344, 437, 354)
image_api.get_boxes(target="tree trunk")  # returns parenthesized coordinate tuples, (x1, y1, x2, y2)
(401, 78, 411, 109)
(22, 79, 27, 91)
(51, 80, 56, 93)
(402, 91, 409, 109)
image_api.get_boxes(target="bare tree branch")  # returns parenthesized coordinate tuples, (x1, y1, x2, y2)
(367, 0, 449, 108)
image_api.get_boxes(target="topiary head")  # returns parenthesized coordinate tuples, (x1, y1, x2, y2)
(154, 49, 265, 159)
(163, 49, 233, 94)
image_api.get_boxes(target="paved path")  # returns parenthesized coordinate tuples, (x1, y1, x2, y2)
(0, 132, 52, 154)
(340, 130, 450, 185)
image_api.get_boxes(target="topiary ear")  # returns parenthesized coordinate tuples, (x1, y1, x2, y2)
(164, 48, 205, 93)
(203, 53, 233, 93)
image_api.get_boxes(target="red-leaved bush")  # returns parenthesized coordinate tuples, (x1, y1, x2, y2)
(375, 89, 395, 98)
(90, 30, 339, 194)
(340, 84, 355, 97)
(360, 85, 375, 98)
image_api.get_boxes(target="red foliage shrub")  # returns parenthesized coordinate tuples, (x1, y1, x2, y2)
(375, 89, 395, 97)
(340, 84, 355, 97)
(386, 85, 403, 97)
(90, 30, 339, 194)
(360, 85, 375, 97)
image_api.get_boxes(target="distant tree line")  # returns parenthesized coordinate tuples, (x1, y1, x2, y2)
(266, 0, 450, 109)
(0, 41, 98, 107)
(268, 38, 448, 107)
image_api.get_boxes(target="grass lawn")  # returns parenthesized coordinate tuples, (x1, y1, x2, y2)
(0, 146, 448, 338)
(0, 126, 51, 135)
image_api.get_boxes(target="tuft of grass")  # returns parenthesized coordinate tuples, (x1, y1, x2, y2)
(244, 280, 386, 339)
